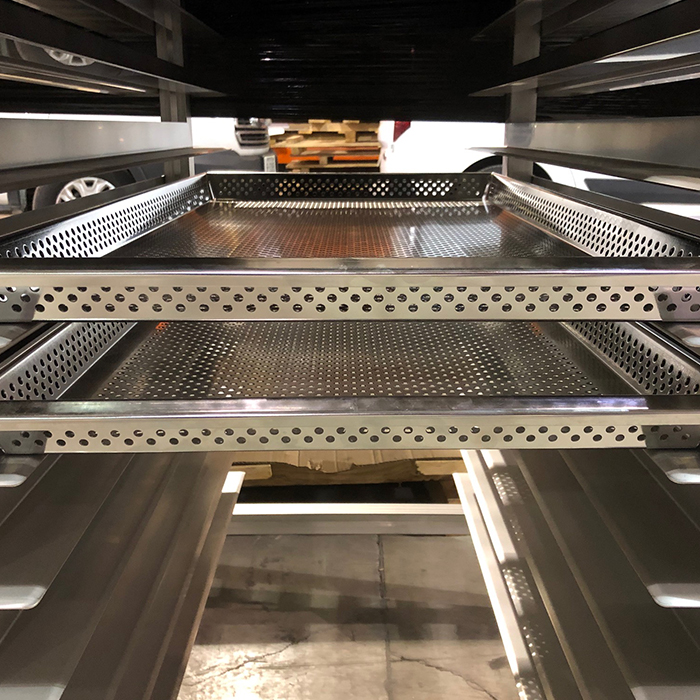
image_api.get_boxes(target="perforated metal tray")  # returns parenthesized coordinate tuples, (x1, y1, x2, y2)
(2, 315, 700, 454)
(1, 172, 700, 322)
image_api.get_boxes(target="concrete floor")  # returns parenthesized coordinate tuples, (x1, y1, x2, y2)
(179, 535, 518, 700)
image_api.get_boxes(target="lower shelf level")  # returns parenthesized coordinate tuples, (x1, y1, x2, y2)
(1, 320, 700, 454)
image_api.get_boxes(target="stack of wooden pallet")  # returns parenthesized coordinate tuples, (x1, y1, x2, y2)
(271, 119, 381, 172)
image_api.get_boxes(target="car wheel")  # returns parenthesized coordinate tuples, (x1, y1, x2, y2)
(32, 171, 134, 209)
(470, 159, 551, 180)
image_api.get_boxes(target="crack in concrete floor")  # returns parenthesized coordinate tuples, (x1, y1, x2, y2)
(179, 534, 518, 700)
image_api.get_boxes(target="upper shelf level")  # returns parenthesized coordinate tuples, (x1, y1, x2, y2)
(1, 172, 700, 322)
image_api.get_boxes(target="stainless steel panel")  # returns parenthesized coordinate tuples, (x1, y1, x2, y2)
(0, 119, 192, 171)
(563, 450, 700, 607)
(0, 455, 172, 698)
(108, 463, 226, 700)
(0, 455, 127, 609)
(511, 449, 700, 698)
(469, 451, 636, 700)
(55, 458, 228, 700)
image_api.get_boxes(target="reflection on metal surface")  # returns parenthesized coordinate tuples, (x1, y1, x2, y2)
(229, 502, 468, 536)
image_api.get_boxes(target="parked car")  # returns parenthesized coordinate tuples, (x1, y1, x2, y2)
(378, 120, 576, 184)
(378, 120, 700, 219)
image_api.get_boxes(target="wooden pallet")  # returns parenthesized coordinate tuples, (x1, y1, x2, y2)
(286, 160, 380, 172)
(272, 119, 381, 172)
(280, 118, 379, 143)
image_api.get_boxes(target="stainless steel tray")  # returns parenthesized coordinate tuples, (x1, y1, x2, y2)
(2, 316, 700, 454)
(1, 172, 700, 322)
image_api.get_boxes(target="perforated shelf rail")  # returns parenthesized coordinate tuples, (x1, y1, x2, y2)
(2, 172, 700, 322)
(3, 319, 700, 454)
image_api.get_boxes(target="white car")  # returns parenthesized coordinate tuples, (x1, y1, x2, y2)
(379, 120, 700, 219)
(379, 120, 577, 185)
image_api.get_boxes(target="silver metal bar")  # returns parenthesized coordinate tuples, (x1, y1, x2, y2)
(1, 395, 699, 453)
(461, 450, 519, 562)
(2, 255, 700, 285)
(485, 145, 700, 191)
(228, 503, 469, 536)
(454, 474, 534, 676)
(503, 0, 540, 183)
(4, 257, 700, 321)
(454, 473, 547, 699)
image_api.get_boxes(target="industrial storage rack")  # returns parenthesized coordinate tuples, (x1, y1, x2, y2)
(2, 2, 700, 700)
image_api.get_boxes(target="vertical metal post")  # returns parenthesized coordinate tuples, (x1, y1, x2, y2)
(155, 0, 192, 181)
(503, 0, 541, 182)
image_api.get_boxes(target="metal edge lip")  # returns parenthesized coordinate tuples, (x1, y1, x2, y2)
(0, 395, 697, 422)
(2, 256, 700, 287)
(232, 503, 465, 516)
(648, 584, 700, 608)
(0, 685, 65, 700)
(662, 470, 700, 485)
(0, 584, 46, 610)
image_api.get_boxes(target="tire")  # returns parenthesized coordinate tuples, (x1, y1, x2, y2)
(32, 171, 135, 209)
(469, 158, 551, 180)
(14, 41, 123, 79)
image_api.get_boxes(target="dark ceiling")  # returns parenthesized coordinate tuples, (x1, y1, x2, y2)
(2, 0, 699, 121)
(181, 0, 513, 120)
